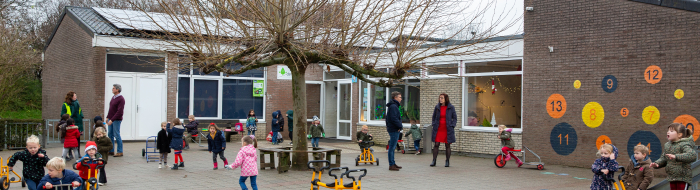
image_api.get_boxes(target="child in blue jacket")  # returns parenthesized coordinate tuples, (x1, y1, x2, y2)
(167, 119, 187, 170)
(206, 123, 228, 170)
(39, 157, 82, 190)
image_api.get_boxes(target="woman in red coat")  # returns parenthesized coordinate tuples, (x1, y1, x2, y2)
(430, 93, 457, 167)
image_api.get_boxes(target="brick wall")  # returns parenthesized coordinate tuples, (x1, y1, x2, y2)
(43, 14, 104, 120)
(264, 64, 324, 139)
(420, 78, 462, 128)
(166, 52, 178, 123)
(523, 0, 700, 174)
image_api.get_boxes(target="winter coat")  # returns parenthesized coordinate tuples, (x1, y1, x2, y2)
(653, 137, 697, 184)
(621, 158, 653, 190)
(91, 116, 103, 139)
(38, 169, 83, 190)
(405, 124, 423, 141)
(76, 153, 104, 179)
(356, 131, 372, 142)
(385, 99, 403, 133)
(64, 125, 80, 148)
(55, 120, 67, 139)
(278, 111, 284, 132)
(157, 129, 172, 154)
(167, 123, 186, 150)
(591, 144, 620, 190)
(499, 129, 515, 148)
(271, 111, 281, 132)
(229, 144, 258, 177)
(8, 148, 50, 182)
(246, 116, 257, 131)
(207, 130, 227, 153)
(61, 100, 84, 132)
(309, 124, 325, 138)
(91, 136, 112, 162)
(431, 103, 458, 143)
(184, 120, 199, 135)
(287, 110, 294, 132)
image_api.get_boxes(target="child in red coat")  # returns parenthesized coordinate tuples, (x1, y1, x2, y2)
(62, 119, 80, 162)
(76, 141, 104, 189)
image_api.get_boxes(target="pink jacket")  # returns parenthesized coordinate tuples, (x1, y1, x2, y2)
(229, 144, 258, 176)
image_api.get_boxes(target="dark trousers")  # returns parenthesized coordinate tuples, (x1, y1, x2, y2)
(212, 151, 226, 163)
(99, 167, 107, 183)
(288, 131, 293, 142)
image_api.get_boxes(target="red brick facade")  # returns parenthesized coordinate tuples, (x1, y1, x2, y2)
(264, 64, 324, 139)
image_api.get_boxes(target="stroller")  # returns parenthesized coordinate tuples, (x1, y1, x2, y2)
(386, 130, 407, 153)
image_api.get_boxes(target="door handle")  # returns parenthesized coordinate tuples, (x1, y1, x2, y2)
(137, 105, 139, 113)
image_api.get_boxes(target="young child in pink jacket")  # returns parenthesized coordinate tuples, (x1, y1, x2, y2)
(227, 135, 258, 190)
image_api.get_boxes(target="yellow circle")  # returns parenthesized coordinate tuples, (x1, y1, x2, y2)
(582, 102, 605, 128)
(642, 106, 661, 125)
(675, 89, 684, 99)
(574, 80, 581, 89)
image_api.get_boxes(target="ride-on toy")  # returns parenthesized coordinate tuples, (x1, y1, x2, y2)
(0, 155, 25, 190)
(73, 158, 107, 190)
(494, 146, 545, 170)
(604, 166, 626, 190)
(355, 136, 378, 166)
(308, 160, 367, 190)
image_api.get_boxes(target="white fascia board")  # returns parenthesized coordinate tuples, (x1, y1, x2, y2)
(372, 39, 523, 66)
(94, 35, 243, 53)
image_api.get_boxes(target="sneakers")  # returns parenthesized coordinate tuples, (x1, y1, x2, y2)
(158, 163, 162, 169)
(98, 183, 105, 186)
(389, 165, 400, 171)
(289, 142, 293, 145)
(114, 153, 123, 157)
(224, 165, 231, 170)
(179, 162, 185, 168)
(504, 154, 511, 161)
(415, 150, 421, 155)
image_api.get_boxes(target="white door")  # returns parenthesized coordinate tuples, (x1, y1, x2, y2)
(105, 74, 135, 140)
(135, 75, 166, 139)
(337, 81, 352, 140)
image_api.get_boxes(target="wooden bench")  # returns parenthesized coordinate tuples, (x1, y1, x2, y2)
(258, 147, 342, 173)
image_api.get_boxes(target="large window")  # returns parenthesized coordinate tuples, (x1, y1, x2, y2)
(361, 79, 420, 124)
(193, 80, 219, 117)
(464, 60, 522, 128)
(177, 77, 190, 118)
(222, 79, 263, 119)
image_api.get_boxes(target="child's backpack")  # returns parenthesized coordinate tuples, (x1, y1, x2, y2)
(266, 131, 273, 142)
(234, 123, 245, 132)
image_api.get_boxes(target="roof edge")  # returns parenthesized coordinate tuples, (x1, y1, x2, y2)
(629, 0, 700, 13)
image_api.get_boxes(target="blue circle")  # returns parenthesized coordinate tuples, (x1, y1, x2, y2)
(626, 130, 662, 161)
(601, 75, 618, 93)
(550, 122, 578, 156)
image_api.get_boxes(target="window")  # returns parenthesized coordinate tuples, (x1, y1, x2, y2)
(223, 62, 265, 77)
(106, 54, 165, 73)
(427, 63, 459, 75)
(465, 75, 522, 128)
(177, 77, 190, 118)
(222, 79, 263, 119)
(362, 80, 420, 124)
(465, 60, 521, 73)
(193, 80, 219, 117)
(325, 71, 352, 80)
(370, 84, 386, 121)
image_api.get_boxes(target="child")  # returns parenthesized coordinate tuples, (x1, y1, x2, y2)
(90, 116, 103, 139)
(650, 123, 697, 190)
(246, 109, 258, 136)
(277, 110, 284, 144)
(8, 135, 49, 190)
(76, 141, 104, 189)
(167, 119, 186, 170)
(498, 125, 522, 167)
(55, 114, 69, 144)
(206, 123, 228, 170)
(91, 128, 111, 185)
(591, 143, 619, 190)
(357, 125, 374, 153)
(621, 145, 653, 190)
(39, 157, 82, 190)
(157, 121, 172, 169)
(308, 116, 325, 148)
(228, 135, 258, 190)
(405, 121, 422, 155)
(271, 110, 281, 145)
(183, 115, 199, 150)
(63, 118, 80, 162)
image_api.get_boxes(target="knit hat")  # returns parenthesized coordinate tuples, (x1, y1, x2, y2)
(312, 115, 319, 121)
(85, 141, 98, 153)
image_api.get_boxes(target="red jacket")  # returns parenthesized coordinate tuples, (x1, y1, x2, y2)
(75, 154, 103, 179)
(64, 125, 80, 148)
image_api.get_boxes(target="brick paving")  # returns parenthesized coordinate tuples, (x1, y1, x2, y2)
(0, 140, 664, 190)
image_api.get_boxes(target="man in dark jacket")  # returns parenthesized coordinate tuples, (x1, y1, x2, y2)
(386, 91, 403, 171)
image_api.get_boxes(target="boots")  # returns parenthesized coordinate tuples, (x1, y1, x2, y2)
(516, 159, 524, 167)
(505, 154, 512, 161)
(179, 162, 185, 168)
(430, 158, 436, 167)
(213, 162, 218, 170)
(445, 160, 450, 167)
(171, 163, 179, 170)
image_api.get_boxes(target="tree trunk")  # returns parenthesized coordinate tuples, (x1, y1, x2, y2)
(290, 65, 309, 170)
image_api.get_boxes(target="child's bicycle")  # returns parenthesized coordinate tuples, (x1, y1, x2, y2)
(308, 160, 367, 190)
(494, 146, 545, 170)
(355, 136, 378, 166)
(603, 166, 626, 190)
(72, 158, 107, 190)
(0, 155, 25, 190)
(385, 131, 407, 153)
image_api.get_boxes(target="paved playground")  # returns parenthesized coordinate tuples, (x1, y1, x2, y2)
(1, 139, 665, 190)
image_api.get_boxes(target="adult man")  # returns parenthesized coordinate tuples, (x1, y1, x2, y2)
(385, 91, 403, 171)
(106, 84, 125, 157)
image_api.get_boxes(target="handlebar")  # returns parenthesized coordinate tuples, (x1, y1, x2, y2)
(73, 158, 107, 170)
(617, 166, 625, 181)
(307, 160, 330, 172)
(43, 184, 75, 189)
(328, 167, 349, 179)
(342, 168, 368, 182)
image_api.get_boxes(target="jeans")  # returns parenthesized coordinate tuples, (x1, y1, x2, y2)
(247, 130, 256, 136)
(26, 178, 37, 190)
(311, 137, 320, 147)
(62, 148, 79, 160)
(387, 131, 400, 166)
(271, 132, 278, 144)
(108, 120, 123, 153)
(239, 176, 258, 190)
(414, 139, 421, 151)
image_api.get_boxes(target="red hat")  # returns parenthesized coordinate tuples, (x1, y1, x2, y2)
(85, 141, 98, 153)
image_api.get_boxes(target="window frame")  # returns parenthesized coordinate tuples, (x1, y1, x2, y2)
(358, 78, 421, 126)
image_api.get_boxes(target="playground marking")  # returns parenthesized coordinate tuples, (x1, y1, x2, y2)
(546, 94, 567, 118)
(582, 102, 605, 128)
(644, 65, 662, 84)
(642, 106, 660, 125)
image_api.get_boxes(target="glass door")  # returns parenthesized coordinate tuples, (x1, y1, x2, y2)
(337, 82, 352, 140)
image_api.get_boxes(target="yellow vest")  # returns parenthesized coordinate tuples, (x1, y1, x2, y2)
(64, 103, 81, 116)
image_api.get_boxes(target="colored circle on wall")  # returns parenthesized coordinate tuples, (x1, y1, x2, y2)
(574, 80, 581, 89)
(620, 108, 629, 117)
(642, 106, 660, 125)
(644, 65, 663, 84)
(582, 102, 605, 128)
(601, 75, 618, 93)
(674, 115, 700, 141)
(627, 130, 662, 161)
(550, 122, 578, 156)
(546, 94, 567, 118)
(596, 135, 612, 150)
(675, 89, 684, 99)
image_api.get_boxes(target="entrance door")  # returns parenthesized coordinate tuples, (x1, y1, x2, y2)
(336, 82, 352, 140)
(136, 75, 166, 139)
(105, 74, 135, 140)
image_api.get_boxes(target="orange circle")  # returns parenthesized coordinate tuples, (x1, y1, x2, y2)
(674, 115, 700, 141)
(644, 65, 663, 84)
(620, 108, 629, 117)
(596, 135, 612, 150)
(546, 94, 567, 118)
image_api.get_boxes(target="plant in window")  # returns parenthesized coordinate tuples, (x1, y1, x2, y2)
(481, 118, 492, 127)
(374, 105, 385, 120)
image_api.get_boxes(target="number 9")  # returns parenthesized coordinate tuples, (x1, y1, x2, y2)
(607, 79, 613, 89)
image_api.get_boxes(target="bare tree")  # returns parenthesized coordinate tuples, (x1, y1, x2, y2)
(118, 0, 521, 170)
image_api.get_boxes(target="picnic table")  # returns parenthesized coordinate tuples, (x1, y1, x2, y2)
(258, 146, 342, 173)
